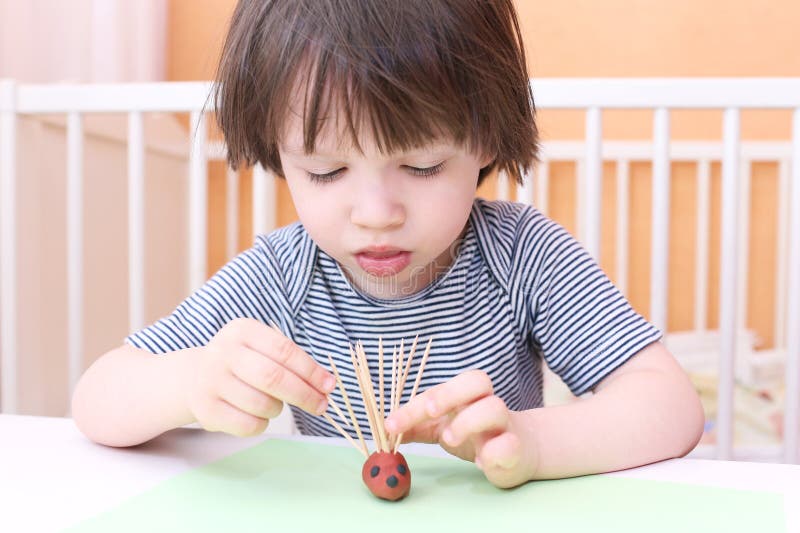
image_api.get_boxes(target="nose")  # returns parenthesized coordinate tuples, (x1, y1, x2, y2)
(350, 182, 405, 230)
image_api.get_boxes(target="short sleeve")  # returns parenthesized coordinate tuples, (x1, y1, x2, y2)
(525, 219, 662, 396)
(124, 234, 292, 354)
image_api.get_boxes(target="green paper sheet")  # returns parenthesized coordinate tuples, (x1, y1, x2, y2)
(68, 439, 785, 533)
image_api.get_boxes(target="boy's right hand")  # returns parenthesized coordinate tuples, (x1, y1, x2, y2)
(184, 318, 335, 437)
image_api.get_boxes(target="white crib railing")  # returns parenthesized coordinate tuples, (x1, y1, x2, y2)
(1, 78, 799, 464)
(499, 139, 797, 350)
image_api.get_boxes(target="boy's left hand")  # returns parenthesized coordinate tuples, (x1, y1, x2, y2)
(384, 370, 538, 488)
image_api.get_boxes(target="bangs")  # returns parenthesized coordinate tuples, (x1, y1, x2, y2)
(215, 0, 537, 183)
(281, 39, 476, 158)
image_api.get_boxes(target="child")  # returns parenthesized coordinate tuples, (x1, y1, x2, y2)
(72, 0, 704, 489)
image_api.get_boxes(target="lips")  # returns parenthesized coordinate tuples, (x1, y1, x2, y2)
(355, 247, 411, 276)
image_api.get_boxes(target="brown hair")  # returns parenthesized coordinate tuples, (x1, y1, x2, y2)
(214, 0, 538, 185)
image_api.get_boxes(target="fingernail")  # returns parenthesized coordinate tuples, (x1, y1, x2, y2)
(442, 428, 455, 445)
(385, 418, 397, 433)
(323, 375, 336, 392)
(498, 455, 518, 469)
(316, 398, 328, 415)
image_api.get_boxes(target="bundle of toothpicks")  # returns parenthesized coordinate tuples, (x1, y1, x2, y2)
(322, 336, 432, 457)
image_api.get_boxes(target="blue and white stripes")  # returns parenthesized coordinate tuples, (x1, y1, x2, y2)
(125, 198, 661, 440)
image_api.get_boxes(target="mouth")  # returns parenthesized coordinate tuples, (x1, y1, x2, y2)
(354, 247, 412, 276)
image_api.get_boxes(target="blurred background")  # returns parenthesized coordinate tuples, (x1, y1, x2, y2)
(1, 0, 799, 452)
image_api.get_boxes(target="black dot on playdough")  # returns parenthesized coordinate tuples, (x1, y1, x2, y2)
(370, 466, 380, 478)
(397, 464, 407, 476)
(386, 475, 399, 488)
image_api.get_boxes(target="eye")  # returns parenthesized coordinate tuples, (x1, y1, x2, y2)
(306, 168, 344, 184)
(405, 162, 444, 178)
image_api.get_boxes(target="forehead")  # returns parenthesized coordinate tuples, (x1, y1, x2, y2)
(280, 95, 453, 158)
(280, 104, 359, 155)
(275, 49, 462, 159)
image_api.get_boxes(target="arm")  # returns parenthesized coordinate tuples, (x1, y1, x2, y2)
(71, 344, 198, 447)
(72, 318, 336, 448)
(384, 341, 704, 488)
(521, 341, 704, 479)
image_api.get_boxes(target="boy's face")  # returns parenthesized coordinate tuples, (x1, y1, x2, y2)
(279, 115, 490, 300)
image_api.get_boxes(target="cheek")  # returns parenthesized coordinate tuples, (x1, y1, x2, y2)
(284, 177, 340, 239)
(415, 180, 475, 236)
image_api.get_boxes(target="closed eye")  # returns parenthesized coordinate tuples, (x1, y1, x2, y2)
(306, 168, 344, 184)
(306, 161, 445, 184)
(405, 162, 444, 178)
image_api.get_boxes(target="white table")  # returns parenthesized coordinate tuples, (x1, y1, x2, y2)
(2, 414, 798, 532)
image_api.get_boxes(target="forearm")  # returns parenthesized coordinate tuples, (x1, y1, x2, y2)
(519, 358, 704, 480)
(72, 345, 197, 447)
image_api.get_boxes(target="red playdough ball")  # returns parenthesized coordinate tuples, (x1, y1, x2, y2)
(361, 451, 411, 501)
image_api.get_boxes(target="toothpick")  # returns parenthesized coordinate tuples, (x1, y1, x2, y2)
(396, 335, 419, 412)
(378, 337, 385, 421)
(350, 343, 381, 451)
(328, 395, 351, 428)
(394, 337, 433, 453)
(271, 321, 360, 447)
(390, 344, 398, 415)
(327, 352, 368, 456)
(396, 339, 405, 411)
(356, 342, 390, 453)
(357, 342, 389, 452)
(323, 413, 367, 458)
(322, 336, 433, 457)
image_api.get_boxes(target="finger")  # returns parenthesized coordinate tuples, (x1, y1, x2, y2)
(385, 370, 494, 434)
(384, 388, 436, 435)
(228, 318, 336, 395)
(218, 373, 284, 420)
(476, 432, 523, 477)
(441, 395, 509, 447)
(231, 346, 329, 415)
(204, 398, 269, 437)
(385, 370, 493, 434)
(425, 370, 494, 417)
(391, 418, 442, 444)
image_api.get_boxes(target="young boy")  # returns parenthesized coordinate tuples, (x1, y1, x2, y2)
(72, 0, 704, 489)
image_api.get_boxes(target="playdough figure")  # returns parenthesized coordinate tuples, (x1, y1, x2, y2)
(320, 338, 432, 502)
(362, 451, 411, 501)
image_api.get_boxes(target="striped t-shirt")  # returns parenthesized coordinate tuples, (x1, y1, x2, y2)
(125, 198, 661, 439)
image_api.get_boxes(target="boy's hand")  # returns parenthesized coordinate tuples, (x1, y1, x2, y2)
(384, 370, 538, 488)
(184, 318, 335, 437)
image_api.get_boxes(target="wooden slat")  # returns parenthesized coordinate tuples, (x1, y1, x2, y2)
(252, 165, 276, 237)
(615, 159, 630, 296)
(583, 107, 602, 260)
(717, 108, 741, 460)
(783, 108, 800, 463)
(127, 111, 145, 331)
(67, 112, 84, 398)
(694, 160, 711, 332)
(226, 166, 239, 259)
(0, 80, 18, 413)
(189, 110, 207, 292)
(650, 108, 671, 333)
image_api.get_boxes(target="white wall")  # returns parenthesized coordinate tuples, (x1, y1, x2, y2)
(1, 0, 174, 414)
(15, 114, 190, 415)
(0, 0, 167, 83)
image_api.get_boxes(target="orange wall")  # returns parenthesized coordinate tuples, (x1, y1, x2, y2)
(167, 0, 799, 346)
